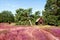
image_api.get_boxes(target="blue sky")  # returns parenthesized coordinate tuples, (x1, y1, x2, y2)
(0, 0, 46, 15)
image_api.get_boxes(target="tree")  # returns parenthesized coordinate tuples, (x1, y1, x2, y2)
(34, 11, 40, 19)
(15, 8, 41, 25)
(0, 13, 3, 22)
(32, 11, 40, 24)
(15, 8, 33, 25)
(0, 11, 14, 23)
(43, 0, 60, 26)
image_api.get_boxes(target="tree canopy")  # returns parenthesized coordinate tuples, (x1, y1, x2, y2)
(15, 8, 40, 25)
(43, 0, 60, 26)
(0, 11, 14, 23)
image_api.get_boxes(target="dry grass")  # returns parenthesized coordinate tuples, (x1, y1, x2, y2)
(33, 25, 52, 29)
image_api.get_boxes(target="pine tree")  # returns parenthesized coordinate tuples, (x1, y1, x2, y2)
(43, 0, 60, 26)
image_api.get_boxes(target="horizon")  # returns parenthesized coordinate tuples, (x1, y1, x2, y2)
(0, 0, 46, 15)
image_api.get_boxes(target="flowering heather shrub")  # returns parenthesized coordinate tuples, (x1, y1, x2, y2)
(0, 27, 59, 40)
(43, 27, 60, 39)
(0, 23, 60, 40)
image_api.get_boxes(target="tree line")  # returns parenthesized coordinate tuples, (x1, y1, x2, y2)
(0, 8, 40, 25)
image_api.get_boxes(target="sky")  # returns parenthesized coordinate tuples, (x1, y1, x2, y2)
(0, 0, 46, 15)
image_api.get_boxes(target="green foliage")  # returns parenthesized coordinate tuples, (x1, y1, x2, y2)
(43, 0, 60, 26)
(15, 8, 40, 25)
(0, 8, 40, 25)
(0, 11, 14, 23)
